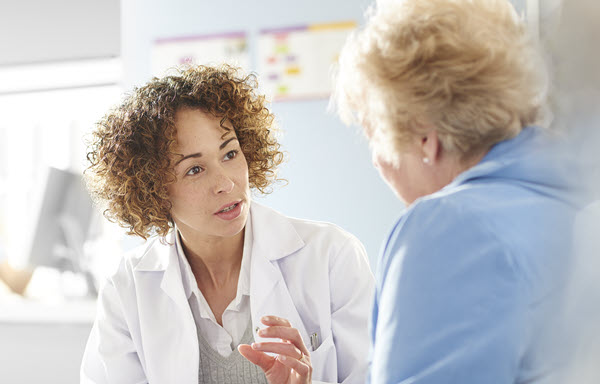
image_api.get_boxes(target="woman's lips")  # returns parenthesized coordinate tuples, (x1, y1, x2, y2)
(214, 201, 243, 220)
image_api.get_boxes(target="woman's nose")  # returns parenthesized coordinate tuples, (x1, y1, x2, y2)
(213, 172, 235, 194)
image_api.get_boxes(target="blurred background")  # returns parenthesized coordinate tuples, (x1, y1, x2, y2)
(1, 0, 590, 383)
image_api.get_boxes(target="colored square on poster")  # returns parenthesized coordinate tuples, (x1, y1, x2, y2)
(258, 21, 356, 102)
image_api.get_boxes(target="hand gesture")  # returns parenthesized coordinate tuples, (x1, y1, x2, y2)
(238, 316, 312, 384)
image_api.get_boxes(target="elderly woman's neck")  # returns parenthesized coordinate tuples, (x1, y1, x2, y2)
(432, 149, 488, 192)
(451, 151, 487, 179)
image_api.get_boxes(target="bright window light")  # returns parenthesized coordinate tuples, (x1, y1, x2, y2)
(0, 59, 123, 268)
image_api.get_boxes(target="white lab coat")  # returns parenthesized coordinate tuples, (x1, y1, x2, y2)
(81, 202, 374, 384)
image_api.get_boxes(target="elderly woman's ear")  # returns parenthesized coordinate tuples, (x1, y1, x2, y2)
(418, 130, 441, 166)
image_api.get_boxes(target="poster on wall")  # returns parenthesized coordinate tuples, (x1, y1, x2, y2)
(258, 21, 357, 102)
(152, 31, 250, 77)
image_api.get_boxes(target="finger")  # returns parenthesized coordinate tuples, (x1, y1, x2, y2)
(260, 315, 292, 327)
(238, 344, 276, 371)
(257, 326, 311, 356)
(251, 341, 302, 359)
(277, 355, 311, 377)
(258, 325, 298, 339)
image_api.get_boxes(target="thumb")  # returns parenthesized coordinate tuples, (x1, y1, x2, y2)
(238, 344, 275, 371)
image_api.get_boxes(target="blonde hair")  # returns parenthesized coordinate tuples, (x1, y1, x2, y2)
(334, 0, 546, 162)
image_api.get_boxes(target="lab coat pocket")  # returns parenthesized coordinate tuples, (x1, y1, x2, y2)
(309, 334, 337, 383)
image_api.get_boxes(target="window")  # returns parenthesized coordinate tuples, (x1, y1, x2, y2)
(0, 59, 122, 270)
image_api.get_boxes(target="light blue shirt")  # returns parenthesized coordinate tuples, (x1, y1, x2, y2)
(368, 127, 583, 383)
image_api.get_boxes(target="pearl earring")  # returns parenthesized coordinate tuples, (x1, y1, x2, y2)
(423, 157, 430, 164)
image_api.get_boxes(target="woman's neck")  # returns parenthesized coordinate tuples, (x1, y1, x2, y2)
(178, 228, 245, 289)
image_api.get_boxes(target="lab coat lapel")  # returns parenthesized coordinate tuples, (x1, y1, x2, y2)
(160, 245, 191, 310)
(135, 234, 198, 383)
(249, 203, 310, 344)
(135, 233, 191, 310)
(159, 238, 198, 383)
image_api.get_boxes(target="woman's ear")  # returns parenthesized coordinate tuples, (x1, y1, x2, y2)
(420, 130, 441, 165)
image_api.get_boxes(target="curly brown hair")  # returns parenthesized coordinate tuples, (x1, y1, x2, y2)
(86, 64, 284, 239)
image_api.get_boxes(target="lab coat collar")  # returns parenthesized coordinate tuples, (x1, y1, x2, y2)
(249, 201, 305, 260)
(159, 241, 190, 310)
(133, 201, 305, 272)
(131, 233, 190, 310)
(133, 234, 174, 272)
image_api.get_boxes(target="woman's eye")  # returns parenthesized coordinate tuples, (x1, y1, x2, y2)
(186, 165, 203, 176)
(224, 150, 238, 161)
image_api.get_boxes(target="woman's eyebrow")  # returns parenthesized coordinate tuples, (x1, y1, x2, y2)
(220, 137, 238, 150)
(174, 138, 238, 166)
(174, 152, 202, 166)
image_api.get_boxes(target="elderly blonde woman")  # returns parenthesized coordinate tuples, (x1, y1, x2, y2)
(334, 0, 582, 383)
(81, 65, 374, 384)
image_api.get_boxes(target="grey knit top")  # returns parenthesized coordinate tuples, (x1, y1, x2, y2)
(197, 320, 269, 384)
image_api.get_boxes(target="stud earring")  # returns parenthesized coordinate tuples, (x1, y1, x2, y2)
(423, 157, 430, 164)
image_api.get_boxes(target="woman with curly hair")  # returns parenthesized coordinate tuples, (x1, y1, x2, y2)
(80, 65, 373, 384)
(333, 0, 583, 383)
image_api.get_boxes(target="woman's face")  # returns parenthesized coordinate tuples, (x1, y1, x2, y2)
(168, 108, 251, 241)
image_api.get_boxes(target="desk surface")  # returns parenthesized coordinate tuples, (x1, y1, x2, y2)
(0, 265, 97, 324)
